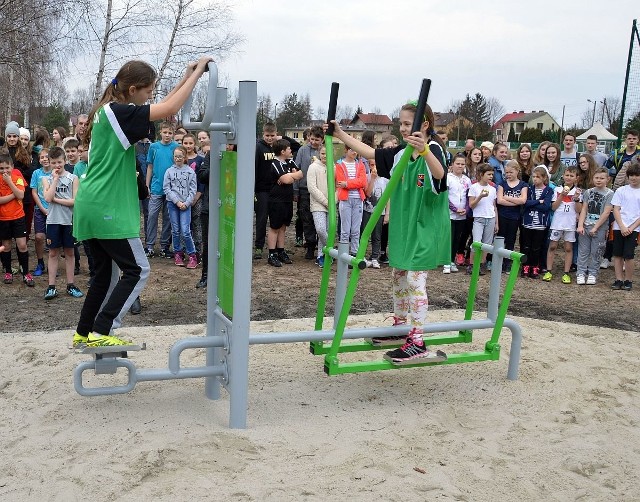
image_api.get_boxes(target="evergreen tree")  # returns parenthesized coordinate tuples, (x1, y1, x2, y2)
(519, 128, 544, 143)
(507, 125, 517, 142)
(42, 104, 69, 133)
(276, 92, 312, 129)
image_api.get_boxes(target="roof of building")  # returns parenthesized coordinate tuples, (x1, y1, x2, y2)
(492, 111, 550, 130)
(352, 113, 393, 126)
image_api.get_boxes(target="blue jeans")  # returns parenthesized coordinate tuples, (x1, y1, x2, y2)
(168, 201, 195, 255)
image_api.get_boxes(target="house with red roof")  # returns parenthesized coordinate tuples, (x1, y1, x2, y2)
(493, 110, 560, 142)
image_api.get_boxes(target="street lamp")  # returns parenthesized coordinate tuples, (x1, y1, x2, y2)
(587, 99, 597, 127)
(274, 103, 278, 128)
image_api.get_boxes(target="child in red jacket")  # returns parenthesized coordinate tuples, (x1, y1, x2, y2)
(335, 146, 368, 255)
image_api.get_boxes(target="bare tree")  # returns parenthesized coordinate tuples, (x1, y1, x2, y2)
(600, 96, 621, 130)
(154, 0, 243, 95)
(485, 97, 506, 129)
(336, 105, 354, 123)
(314, 106, 327, 121)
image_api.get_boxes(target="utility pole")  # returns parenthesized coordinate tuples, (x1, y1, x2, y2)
(587, 99, 597, 127)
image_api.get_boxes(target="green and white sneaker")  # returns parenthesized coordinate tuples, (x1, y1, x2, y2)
(73, 332, 89, 347)
(86, 333, 134, 347)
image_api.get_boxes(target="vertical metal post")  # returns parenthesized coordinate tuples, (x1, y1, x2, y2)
(204, 87, 227, 401)
(333, 242, 349, 329)
(228, 80, 257, 429)
(487, 237, 504, 321)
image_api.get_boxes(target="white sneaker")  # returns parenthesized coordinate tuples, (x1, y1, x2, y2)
(371, 259, 380, 269)
(443, 265, 451, 274)
(586, 275, 597, 285)
(450, 263, 458, 273)
(576, 274, 586, 285)
(365, 259, 372, 268)
(600, 258, 610, 269)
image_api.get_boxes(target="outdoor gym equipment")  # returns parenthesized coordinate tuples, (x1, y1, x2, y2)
(74, 68, 524, 429)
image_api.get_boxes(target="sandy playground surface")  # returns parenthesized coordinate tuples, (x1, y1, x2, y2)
(1, 310, 639, 501)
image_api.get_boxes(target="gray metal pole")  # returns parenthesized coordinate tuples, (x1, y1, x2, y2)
(504, 318, 522, 381)
(333, 242, 349, 329)
(228, 80, 257, 429)
(204, 87, 227, 401)
(487, 236, 504, 321)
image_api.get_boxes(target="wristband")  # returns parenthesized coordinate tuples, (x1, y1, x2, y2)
(417, 146, 428, 156)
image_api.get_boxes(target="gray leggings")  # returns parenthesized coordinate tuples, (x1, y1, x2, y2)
(338, 198, 363, 255)
(312, 211, 328, 258)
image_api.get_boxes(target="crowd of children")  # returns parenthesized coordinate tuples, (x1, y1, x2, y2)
(437, 131, 640, 292)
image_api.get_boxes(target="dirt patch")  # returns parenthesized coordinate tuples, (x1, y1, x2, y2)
(1, 229, 638, 334)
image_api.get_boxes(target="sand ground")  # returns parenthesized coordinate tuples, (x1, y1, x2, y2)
(1, 311, 639, 501)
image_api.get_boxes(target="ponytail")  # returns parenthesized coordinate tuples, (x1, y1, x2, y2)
(85, 60, 157, 146)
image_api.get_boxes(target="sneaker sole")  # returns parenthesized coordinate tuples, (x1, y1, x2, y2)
(384, 350, 448, 365)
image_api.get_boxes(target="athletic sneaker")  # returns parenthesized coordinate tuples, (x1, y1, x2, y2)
(623, 280, 633, 291)
(611, 279, 624, 290)
(278, 250, 293, 265)
(86, 333, 133, 347)
(542, 271, 553, 282)
(383, 338, 447, 365)
(33, 262, 45, 277)
(160, 248, 173, 259)
(23, 273, 35, 287)
(253, 248, 263, 260)
(145, 248, 155, 258)
(600, 258, 610, 269)
(521, 265, 530, 278)
(379, 253, 389, 264)
(531, 267, 540, 279)
(450, 263, 458, 273)
(44, 286, 58, 300)
(486, 261, 492, 271)
(175, 252, 185, 266)
(370, 259, 381, 269)
(576, 273, 586, 285)
(4, 272, 13, 284)
(67, 284, 84, 298)
(295, 237, 304, 247)
(562, 273, 571, 284)
(73, 332, 89, 347)
(586, 275, 597, 285)
(455, 253, 465, 266)
(315, 256, 325, 268)
(268, 253, 282, 267)
(443, 265, 451, 274)
(186, 254, 198, 269)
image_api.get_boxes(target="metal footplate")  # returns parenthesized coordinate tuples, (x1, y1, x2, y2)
(74, 344, 146, 396)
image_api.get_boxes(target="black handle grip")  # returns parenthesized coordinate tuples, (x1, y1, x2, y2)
(411, 79, 431, 133)
(326, 82, 339, 136)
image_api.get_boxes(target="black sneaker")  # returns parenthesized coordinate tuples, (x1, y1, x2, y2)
(196, 274, 207, 289)
(611, 280, 624, 290)
(145, 248, 155, 258)
(379, 253, 389, 264)
(623, 280, 633, 291)
(295, 237, 304, 247)
(569, 263, 577, 272)
(129, 296, 141, 314)
(278, 251, 293, 264)
(268, 253, 282, 267)
(383, 339, 447, 366)
(160, 249, 174, 259)
(305, 247, 315, 260)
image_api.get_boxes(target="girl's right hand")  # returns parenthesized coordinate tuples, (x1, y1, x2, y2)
(323, 120, 343, 136)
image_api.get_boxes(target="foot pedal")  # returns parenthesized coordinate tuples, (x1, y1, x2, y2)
(383, 349, 447, 366)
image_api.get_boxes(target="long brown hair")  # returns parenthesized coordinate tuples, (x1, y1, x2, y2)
(533, 140, 550, 165)
(466, 147, 482, 181)
(578, 153, 597, 189)
(86, 60, 157, 146)
(544, 143, 562, 175)
(516, 143, 534, 178)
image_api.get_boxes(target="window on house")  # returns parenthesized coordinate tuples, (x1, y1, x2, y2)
(496, 129, 502, 138)
(293, 132, 299, 139)
(551, 124, 555, 130)
(537, 123, 543, 130)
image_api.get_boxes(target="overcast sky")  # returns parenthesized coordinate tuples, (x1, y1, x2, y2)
(218, 0, 638, 127)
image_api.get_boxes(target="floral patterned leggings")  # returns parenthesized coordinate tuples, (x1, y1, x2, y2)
(392, 269, 429, 331)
